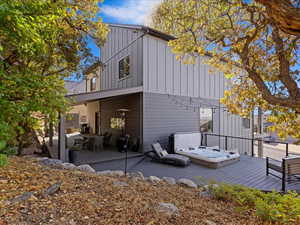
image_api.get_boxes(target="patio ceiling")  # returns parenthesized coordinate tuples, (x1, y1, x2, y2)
(66, 86, 143, 105)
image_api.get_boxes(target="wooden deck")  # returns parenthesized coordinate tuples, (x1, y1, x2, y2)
(91, 155, 300, 192)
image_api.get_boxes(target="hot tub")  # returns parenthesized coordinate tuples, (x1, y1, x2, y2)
(174, 132, 240, 168)
(175, 146, 240, 168)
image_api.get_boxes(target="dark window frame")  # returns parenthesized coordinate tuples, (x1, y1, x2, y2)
(118, 55, 130, 80)
(199, 108, 213, 133)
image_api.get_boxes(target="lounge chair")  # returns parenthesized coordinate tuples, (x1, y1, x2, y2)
(145, 142, 190, 167)
(266, 156, 300, 192)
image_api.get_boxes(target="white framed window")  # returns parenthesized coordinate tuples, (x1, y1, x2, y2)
(90, 77, 96, 91)
(110, 117, 125, 130)
(199, 108, 213, 133)
(242, 118, 250, 129)
(119, 56, 130, 80)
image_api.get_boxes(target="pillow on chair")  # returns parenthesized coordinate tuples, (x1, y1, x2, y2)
(160, 150, 168, 157)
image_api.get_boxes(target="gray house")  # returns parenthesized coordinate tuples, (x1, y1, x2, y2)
(60, 24, 253, 162)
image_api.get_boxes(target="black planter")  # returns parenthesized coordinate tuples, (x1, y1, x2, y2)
(69, 149, 79, 163)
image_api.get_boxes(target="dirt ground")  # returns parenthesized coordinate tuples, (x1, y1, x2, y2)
(0, 157, 262, 225)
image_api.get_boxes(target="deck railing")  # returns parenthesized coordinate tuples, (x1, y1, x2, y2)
(202, 133, 291, 157)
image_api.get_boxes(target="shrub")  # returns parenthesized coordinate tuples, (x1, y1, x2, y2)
(209, 183, 300, 224)
(0, 154, 8, 167)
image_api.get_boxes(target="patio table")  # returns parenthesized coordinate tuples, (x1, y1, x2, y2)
(82, 135, 104, 151)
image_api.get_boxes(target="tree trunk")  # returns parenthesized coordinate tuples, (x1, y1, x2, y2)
(256, 0, 300, 37)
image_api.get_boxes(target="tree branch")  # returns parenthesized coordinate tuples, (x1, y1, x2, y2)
(255, 0, 300, 37)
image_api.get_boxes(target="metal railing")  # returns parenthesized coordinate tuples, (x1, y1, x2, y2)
(202, 133, 291, 157)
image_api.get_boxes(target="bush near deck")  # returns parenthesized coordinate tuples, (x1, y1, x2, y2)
(210, 183, 300, 225)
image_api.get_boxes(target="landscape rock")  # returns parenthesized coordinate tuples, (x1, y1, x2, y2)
(177, 178, 198, 188)
(147, 176, 161, 183)
(130, 171, 144, 180)
(204, 219, 218, 225)
(203, 184, 219, 192)
(61, 163, 76, 170)
(96, 170, 112, 176)
(40, 158, 64, 167)
(43, 181, 62, 196)
(162, 177, 176, 185)
(113, 180, 129, 187)
(110, 170, 125, 177)
(156, 202, 179, 216)
(77, 164, 95, 173)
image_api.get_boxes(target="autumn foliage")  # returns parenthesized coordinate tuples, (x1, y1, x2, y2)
(151, 0, 300, 140)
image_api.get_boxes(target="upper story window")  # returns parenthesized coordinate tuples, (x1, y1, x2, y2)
(90, 77, 96, 91)
(199, 108, 213, 133)
(242, 118, 251, 129)
(119, 56, 130, 80)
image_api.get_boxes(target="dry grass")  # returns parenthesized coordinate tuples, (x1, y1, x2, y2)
(0, 157, 262, 225)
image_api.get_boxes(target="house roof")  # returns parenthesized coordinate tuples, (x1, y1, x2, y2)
(64, 80, 86, 95)
(108, 23, 176, 41)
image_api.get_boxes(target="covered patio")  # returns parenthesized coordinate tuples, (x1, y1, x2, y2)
(91, 155, 300, 192)
(56, 86, 143, 164)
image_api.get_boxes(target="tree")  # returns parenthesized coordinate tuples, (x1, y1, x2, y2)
(255, 0, 300, 37)
(151, 0, 300, 140)
(0, 0, 108, 156)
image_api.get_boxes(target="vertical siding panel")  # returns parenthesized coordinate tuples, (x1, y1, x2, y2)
(188, 64, 194, 97)
(180, 63, 188, 96)
(173, 57, 180, 95)
(157, 40, 166, 92)
(143, 37, 149, 91)
(166, 47, 173, 94)
(148, 38, 157, 92)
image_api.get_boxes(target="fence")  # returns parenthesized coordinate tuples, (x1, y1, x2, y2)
(202, 133, 291, 158)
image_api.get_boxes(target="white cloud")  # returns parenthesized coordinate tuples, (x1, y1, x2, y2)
(101, 0, 162, 25)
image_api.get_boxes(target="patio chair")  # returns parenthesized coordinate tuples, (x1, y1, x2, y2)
(145, 142, 190, 167)
(266, 156, 300, 192)
(103, 132, 112, 147)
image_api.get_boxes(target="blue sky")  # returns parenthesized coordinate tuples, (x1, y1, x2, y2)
(88, 0, 161, 57)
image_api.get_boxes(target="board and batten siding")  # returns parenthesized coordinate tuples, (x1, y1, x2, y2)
(142, 34, 252, 154)
(143, 92, 200, 151)
(100, 26, 143, 91)
(142, 35, 226, 100)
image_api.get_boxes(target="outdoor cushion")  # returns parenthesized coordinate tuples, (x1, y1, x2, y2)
(151, 142, 191, 167)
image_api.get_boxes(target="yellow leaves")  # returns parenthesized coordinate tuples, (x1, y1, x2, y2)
(224, 73, 235, 79)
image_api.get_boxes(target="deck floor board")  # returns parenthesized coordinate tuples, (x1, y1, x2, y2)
(91, 155, 300, 192)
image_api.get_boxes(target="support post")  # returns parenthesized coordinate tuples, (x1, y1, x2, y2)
(58, 114, 67, 162)
(257, 107, 264, 158)
(225, 136, 228, 150)
(251, 110, 255, 157)
(286, 143, 289, 157)
(282, 159, 286, 192)
(49, 121, 53, 147)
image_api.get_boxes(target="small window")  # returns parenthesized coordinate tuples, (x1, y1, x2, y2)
(90, 77, 96, 91)
(110, 117, 125, 129)
(242, 118, 250, 129)
(119, 56, 130, 80)
(199, 108, 213, 133)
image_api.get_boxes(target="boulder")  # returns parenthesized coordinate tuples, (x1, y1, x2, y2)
(110, 170, 125, 177)
(162, 177, 176, 185)
(62, 163, 76, 170)
(40, 158, 64, 167)
(204, 219, 217, 225)
(96, 170, 112, 176)
(156, 203, 179, 216)
(147, 176, 161, 183)
(77, 164, 95, 173)
(130, 171, 144, 180)
(113, 180, 129, 187)
(177, 178, 198, 188)
(203, 184, 219, 192)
